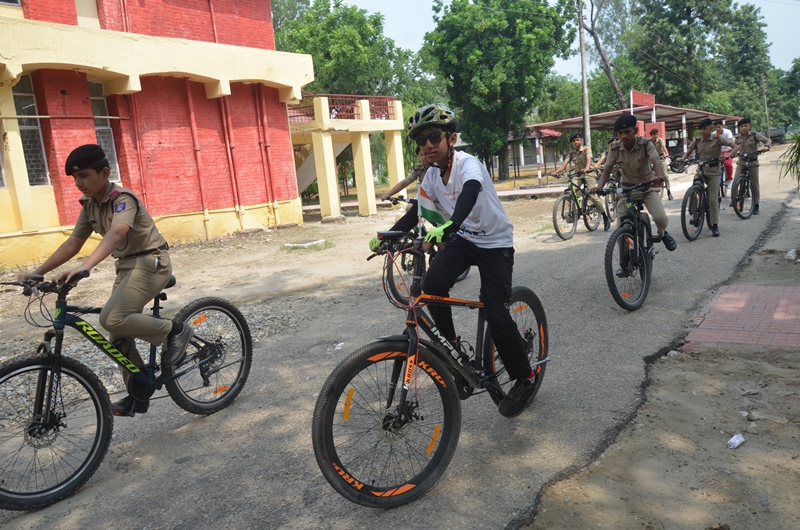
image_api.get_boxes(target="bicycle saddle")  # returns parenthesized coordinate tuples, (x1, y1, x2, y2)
(164, 276, 177, 289)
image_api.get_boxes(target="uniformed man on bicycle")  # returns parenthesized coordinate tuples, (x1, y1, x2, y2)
(17, 144, 193, 417)
(677, 118, 733, 236)
(555, 132, 612, 231)
(649, 128, 674, 200)
(725, 117, 771, 215)
(592, 115, 677, 263)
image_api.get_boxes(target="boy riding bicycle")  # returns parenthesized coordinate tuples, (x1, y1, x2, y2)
(726, 117, 771, 215)
(17, 144, 193, 417)
(555, 132, 611, 231)
(403, 103, 538, 418)
(592, 115, 677, 263)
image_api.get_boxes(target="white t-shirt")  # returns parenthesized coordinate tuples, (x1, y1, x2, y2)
(418, 150, 514, 248)
(713, 128, 734, 153)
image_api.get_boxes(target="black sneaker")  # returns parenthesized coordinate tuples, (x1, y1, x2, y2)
(603, 215, 611, 231)
(662, 232, 677, 252)
(163, 322, 194, 367)
(498, 377, 537, 418)
(615, 268, 630, 278)
(754, 205, 760, 215)
(112, 395, 149, 417)
(667, 191, 673, 201)
(711, 225, 720, 237)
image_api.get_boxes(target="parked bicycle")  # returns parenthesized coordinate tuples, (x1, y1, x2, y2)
(0, 272, 252, 510)
(375, 196, 469, 307)
(668, 156, 697, 174)
(730, 151, 767, 220)
(598, 182, 659, 311)
(552, 170, 603, 240)
(313, 230, 549, 507)
(680, 158, 722, 241)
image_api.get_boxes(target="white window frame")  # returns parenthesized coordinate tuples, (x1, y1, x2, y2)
(88, 81, 121, 182)
(12, 75, 50, 186)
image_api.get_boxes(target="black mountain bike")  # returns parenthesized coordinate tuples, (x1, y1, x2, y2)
(598, 182, 658, 311)
(0, 272, 252, 511)
(730, 151, 767, 220)
(595, 164, 621, 221)
(376, 197, 469, 307)
(552, 170, 602, 240)
(313, 231, 549, 507)
(680, 158, 721, 241)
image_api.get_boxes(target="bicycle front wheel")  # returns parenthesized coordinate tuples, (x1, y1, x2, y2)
(164, 297, 252, 414)
(0, 354, 112, 511)
(681, 186, 704, 241)
(583, 197, 602, 232)
(312, 341, 461, 508)
(732, 175, 754, 219)
(482, 287, 549, 405)
(553, 194, 578, 240)
(605, 225, 652, 311)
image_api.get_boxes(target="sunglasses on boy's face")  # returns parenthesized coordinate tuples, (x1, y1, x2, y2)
(414, 131, 447, 147)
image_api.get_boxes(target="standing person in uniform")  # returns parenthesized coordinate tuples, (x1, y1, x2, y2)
(555, 133, 611, 231)
(406, 103, 539, 418)
(726, 118, 771, 215)
(713, 120, 735, 189)
(649, 128, 674, 200)
(17, 144, 193, 417)
(677, 118, 733, 237)
(592, 116, 677, 275)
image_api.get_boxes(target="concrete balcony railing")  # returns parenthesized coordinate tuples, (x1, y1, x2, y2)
(288, 94, 404, 134)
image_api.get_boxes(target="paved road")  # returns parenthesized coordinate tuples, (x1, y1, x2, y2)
(3, 157, 794, 529)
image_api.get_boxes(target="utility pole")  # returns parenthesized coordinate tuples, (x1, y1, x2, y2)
(578, 0, 591, 148)
(762, 73, 770, 134)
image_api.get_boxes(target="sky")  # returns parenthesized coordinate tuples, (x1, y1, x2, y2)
(345, 0, 798, 79)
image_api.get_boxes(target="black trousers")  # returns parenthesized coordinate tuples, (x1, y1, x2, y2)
(422, 236, 531, 381)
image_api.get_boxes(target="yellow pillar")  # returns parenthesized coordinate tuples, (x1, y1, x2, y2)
(352, 100, 376, 217)
(0, 85, 39, 232)
(311, 130, 340, 219)
(385, 129, 405, 190)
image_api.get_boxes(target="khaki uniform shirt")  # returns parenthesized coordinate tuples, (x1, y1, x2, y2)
(734, 132, 769, 167)
(652, 137, 667, 157)
(568, 146, 591, 172)
(605, 137, 659, 185)
(72, 182, 166, 260)
(409, 164, 426, 184)
(687, 135, 732, 162)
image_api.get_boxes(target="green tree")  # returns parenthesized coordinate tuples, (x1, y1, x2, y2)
(270, 0, 310, 33)
(425, 0, 574, 179)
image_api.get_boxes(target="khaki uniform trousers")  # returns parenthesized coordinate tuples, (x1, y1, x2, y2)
(100, 250, 173, 385)
(660, 159, 671, 191)
(696, 168, 721, 226)
(615, 187, 668, 236)
(578, 172, 606, 215)
(734, 162, 760, 206)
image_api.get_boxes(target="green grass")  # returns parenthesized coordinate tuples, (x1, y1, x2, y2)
(281, 240, 334, 252)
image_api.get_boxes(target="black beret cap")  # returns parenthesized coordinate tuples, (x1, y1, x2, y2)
(698, 118, 713, 128)
(569, 132, 582, 141)
(649, 128, 659, 135)
(65, 144, 109, 175)
(738, 117, 751, 126)
(614, 114, 637, 131)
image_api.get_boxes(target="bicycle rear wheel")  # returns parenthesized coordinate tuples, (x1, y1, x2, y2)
(312, 341, 461, 508)
(385, 246, 416, 306)
(605, 188, 618, 221)
(164, 297, 252, 414)
(681, 185, 704, 241)
(732, 175, 754, 219)
(0, 354, 112, 511)
(583, 196, 601, 232)
(553, 194, 578, 240)
(482, 286, 548, 405)
(605, 225, 652, 311)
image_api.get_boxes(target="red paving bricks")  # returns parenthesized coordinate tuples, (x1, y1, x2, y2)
(685, 285, 800, 351)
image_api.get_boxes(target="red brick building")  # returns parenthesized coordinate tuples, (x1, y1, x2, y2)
(0, 0, 313, 265)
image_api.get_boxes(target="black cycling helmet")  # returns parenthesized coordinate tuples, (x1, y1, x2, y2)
(407, 103, 459, 138)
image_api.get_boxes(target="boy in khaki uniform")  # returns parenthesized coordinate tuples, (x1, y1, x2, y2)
(678, 118, 733, 237)
(18, 144, 193, 417)
(727, 117, 771, 215)
(649, 128, 673, 200)
(555, 132, 611, 231)
(593, 115, 677, 269)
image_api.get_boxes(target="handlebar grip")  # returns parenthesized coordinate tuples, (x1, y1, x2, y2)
(30, 274, 44, 282)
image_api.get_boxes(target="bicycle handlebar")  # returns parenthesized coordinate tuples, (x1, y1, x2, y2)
(596, 181, 651, 196)
(1, 270, 90, 297)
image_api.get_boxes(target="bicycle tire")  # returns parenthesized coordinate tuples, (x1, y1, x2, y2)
(553, 194, 578, 240)
(164, 297, 252, 414)
(0, 354, 113, 511)
(482, 286, 548, 406)
(681, 185, 704, 241)
(583, 196, 601, 232)
(385, 244, 417, 306)
(455, 266, 470, 282)
(312, 341, 461, 508)
(732, 175, 754, 220)
(604, 225, 652, 311)
(605, 188, 617, 221)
